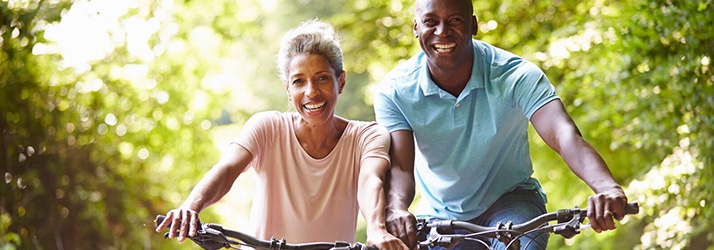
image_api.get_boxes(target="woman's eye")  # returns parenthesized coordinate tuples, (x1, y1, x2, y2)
(318, 75, 329, 81)
(292, 79, 303, 84)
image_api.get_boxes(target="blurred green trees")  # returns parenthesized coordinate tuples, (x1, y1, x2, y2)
(1, 0, 711, 249)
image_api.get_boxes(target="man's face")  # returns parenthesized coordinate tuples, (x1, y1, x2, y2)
(414, 0, 478, 70)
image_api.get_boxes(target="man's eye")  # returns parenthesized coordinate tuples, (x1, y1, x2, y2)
(292, 79, 304, 84)
(318, 75, 329, 81)
(449, 18, 463, 24)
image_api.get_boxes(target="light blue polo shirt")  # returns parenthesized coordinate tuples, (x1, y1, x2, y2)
(374, 39, 558, 220)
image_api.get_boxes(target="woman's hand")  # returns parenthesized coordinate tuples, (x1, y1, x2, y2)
(155, 208, 199, 243)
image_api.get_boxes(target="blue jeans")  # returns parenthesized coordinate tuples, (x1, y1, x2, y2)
(429, 188, 549, 250)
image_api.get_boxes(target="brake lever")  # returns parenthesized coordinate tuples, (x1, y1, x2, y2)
(163, 223, 231, 250)
(192, 223, 232, 250)
(553, 211, 583, 239)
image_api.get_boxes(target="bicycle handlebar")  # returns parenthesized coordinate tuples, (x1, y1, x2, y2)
(417, 202, 640, 249)
(154, 215, 378, 250)
(433, 201, 639, 233)
(156, 202, 639, 250)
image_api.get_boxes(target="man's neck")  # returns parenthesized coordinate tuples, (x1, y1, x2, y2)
(430, 64, 472, 97)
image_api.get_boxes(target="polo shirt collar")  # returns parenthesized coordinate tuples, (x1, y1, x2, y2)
(418, 49, 485, 99)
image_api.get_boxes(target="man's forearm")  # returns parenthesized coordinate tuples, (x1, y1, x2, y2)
(385, 166, 416, 211)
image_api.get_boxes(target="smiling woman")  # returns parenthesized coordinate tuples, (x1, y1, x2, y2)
(155, 19, 408, 250)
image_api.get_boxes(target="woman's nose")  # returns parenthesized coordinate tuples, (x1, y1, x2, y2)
(305, 81, 319, 97)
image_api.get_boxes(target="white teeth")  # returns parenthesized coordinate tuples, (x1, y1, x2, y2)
(304, 102, 325, 110)
(434, 43, 455, 52)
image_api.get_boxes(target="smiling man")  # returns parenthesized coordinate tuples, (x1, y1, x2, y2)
(373, 0, 629, 249)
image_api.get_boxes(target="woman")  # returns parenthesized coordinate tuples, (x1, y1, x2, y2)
(156, 19, 407, 250)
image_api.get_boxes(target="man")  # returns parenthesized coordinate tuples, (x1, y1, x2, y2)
(373, 0, 628, 249)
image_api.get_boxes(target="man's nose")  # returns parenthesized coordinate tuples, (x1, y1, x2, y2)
(435, 23, 450, 36)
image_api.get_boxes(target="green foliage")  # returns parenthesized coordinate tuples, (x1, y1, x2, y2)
(1, 0, 225, 248)
(1, 0, 711, 249)
(510, 0, 713, 249)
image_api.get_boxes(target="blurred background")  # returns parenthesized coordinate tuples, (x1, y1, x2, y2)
(1, 0, 712, 249)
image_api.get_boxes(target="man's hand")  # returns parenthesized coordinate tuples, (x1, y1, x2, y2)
(385, 208, 417, 249)
(155, 208, 199, 243)
(367, 226, 410, 250)
(587, 186, 628, 233)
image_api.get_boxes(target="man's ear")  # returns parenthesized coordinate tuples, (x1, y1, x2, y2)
(413, 19, 419, 38)
(472, 15, 479, 36)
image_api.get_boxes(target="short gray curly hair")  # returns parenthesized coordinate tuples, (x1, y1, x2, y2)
(277, 19, 343, 83)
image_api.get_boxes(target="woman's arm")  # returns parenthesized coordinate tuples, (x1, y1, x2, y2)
(358, 156, 408, 250)
(156, 143, 253, 242)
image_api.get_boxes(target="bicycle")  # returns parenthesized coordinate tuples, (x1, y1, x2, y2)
(414, 201, 640, 249)
(154, 215, 378, 250)
(155, 201, 638, 250)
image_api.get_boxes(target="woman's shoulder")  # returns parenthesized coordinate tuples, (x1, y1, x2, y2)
(345, 119, 389, 138)
(243, 111, 296, 130)
(248, 110, 293, 121)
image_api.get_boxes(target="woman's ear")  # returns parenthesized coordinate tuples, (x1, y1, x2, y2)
(286, 83, 291, 101)
(338, 71, 346, 94)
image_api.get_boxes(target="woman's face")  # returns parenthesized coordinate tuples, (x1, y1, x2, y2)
(286, 53, 345, 124)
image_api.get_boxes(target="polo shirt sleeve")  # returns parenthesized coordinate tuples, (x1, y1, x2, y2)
(511, 61, 559, 119)
(374, 79, 412, 133)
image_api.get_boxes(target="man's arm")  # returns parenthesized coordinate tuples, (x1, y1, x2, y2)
(530, 99, 628, 233)
(384, 130, 418, 248)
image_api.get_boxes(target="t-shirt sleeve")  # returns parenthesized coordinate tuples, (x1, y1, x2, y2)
(358, 122, 391, 164)
(233, 111, 279, 170)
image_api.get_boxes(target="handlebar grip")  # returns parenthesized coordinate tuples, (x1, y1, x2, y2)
(155, 215, 166, 227)
(624, 201, 639, 215)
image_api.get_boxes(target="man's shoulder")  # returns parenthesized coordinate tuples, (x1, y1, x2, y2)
(383, 53, 425, 83)
(471, 39, 545, 80)
(472, 39, 519, 63)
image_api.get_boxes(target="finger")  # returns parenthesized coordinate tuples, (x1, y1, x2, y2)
(612, 199, 627, 221)
(156, 213, 173, 232)
(189, 210, 198, 237)
(405, 217, 417, 249)
(178, 209, 190, 242)
(587, 198, 603, 233)
(603, 210, 616, 230)
(391, 238, 410, 250)
(389, 219, 409, 246)
(169, 213, 181, 239)
(398, 238, 410, 250)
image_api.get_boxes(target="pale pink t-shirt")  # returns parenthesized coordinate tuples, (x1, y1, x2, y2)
(232, 111, 390, 243)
